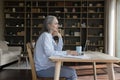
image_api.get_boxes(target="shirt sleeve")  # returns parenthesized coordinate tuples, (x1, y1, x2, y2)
(54, 38, 63, 51)
(43, 33, 67, 57)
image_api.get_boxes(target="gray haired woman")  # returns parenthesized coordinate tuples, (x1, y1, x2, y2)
(34, 15, 78, 80)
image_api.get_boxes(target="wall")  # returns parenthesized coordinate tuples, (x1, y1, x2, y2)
(105, 0, 116, 56)
(116, 0, 120, 58)
(0, 0, 4, 40)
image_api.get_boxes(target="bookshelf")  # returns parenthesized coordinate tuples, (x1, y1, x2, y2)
(4, 0, 105, 52)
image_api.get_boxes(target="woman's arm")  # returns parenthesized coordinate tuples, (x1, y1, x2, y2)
(52, 30, 64, 51)
(43, 33, 67, 57)
(53, 37, 63, 51)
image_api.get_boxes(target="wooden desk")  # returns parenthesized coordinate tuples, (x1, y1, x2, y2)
(49, 51, 120, 80)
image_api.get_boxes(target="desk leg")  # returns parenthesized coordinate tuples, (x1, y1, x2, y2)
(54, 61, 61, 80)
(93, 62, 97, 80)
(107, 63, 115, 80)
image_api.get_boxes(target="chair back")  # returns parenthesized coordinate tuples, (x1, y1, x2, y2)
(26, 43, 37, 80)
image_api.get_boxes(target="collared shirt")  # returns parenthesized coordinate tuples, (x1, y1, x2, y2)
(34, 32, 67, 71)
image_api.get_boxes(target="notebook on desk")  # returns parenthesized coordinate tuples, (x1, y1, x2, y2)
(61, 54, 90, 59)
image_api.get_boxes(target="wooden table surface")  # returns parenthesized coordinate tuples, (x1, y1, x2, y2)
(49, 51, 120, 62)
(49, 51, 120, 80)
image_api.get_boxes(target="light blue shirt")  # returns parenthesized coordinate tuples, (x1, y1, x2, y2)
(34, 32, 67, 71)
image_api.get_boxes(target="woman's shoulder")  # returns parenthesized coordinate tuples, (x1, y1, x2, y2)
(41, 32, 50, 36)
(40, 32, 52, 38)
(36, 32, 51, 43)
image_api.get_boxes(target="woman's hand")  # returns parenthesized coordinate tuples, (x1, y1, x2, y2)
(52, 30, 62, 38)
(66, 50, 78, 56)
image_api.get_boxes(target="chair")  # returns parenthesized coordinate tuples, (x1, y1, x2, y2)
(26, 43, 65, 80)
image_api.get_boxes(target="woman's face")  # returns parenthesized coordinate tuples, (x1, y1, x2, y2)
(48, 17, 59, 32)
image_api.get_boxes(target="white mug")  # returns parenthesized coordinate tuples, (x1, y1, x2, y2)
(76, 46, 82, 55)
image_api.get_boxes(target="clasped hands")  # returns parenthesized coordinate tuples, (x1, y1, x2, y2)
(66, 50, 78, 56)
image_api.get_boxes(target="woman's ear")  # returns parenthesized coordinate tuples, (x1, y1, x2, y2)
(48, 24, 55, 31)
(47, 24, 51, 31)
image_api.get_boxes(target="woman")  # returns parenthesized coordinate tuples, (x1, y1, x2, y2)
(34, 15, 78, 80)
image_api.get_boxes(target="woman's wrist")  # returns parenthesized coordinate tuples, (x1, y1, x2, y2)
(58, 33, 62, 38)
(66, 50, 71, 55)
(66, 50, 78, 56)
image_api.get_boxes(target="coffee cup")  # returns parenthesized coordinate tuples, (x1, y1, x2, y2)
(76, 46, 82, 55)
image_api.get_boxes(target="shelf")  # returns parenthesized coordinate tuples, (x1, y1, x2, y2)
(4, 6, 25, 8)
(87, 27, 103, 28)
(64, 36, 80, 37)
(4, 0, 105, 52)
(32, 35, 39, 37)
(8, 43, 24, 46)
(87, 36, 104, 37)
(4, 12, 25, 14)
(5, 34, 25, 36)
(87, 45, 104, 47)
(88, 18, 104, 19)
(64, 44, 81, 46)
(5, 26, 24, 28)
(5, 18, 25, 20)
(64, 27, 81, 29)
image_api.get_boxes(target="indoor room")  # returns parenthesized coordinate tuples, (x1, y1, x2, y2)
(0, 0, 120, 80)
